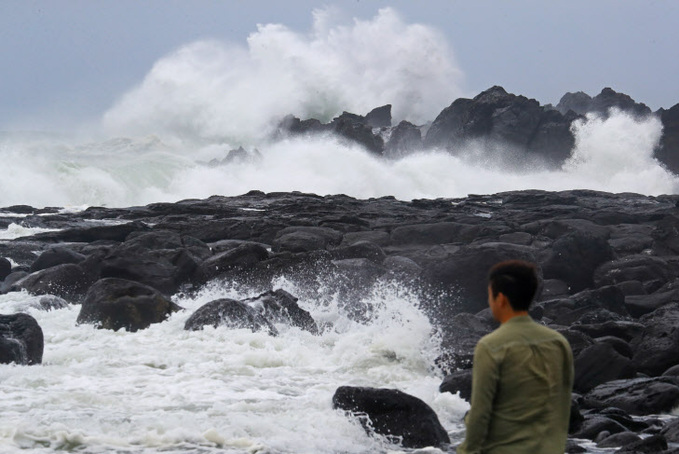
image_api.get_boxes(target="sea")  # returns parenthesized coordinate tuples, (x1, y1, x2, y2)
(1, 8, 677, 453)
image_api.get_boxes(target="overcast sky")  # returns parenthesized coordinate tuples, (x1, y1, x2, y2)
(1, 0, 678, 130)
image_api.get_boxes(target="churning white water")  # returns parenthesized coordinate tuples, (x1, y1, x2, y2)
(0, 279, 466, 454)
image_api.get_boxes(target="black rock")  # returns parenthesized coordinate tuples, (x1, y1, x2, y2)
(574, 343, 636, 393)
(15, 263, 97, 302)
(660, 418, 679, 443)
(272, 226, 342, 253)
(0, 313, 43, 365)
(242, 289, 318, 334)
(332, 386, 450, 448)
(582, 377, 679, 415)
(617, 434, 667, 453)
(184, 298, 278, 336)
(385, 121, 422, 157)
(596, 431, 641, 448)
(77, 278, 182, 332)
(195, 242, 269, 283)
(30, 246, 86, 272)
(439, 369, 472, 401)
(631, 303, 679, 376)
(0, 257, 11, 280)
(365, 104, 392, 129)
(571, 414, 628, 440)
(656, 103, 679, 175)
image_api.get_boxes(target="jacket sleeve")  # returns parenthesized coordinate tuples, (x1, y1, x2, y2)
(457, 341, 499, 454)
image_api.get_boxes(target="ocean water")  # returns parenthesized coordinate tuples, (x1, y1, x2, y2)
(0, 7, 675, 453)
(0, 279, 467, 454)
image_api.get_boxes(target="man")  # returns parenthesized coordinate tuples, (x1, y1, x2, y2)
(457, 260, 574, 454)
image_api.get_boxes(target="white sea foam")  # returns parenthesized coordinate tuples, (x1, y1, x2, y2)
(102, 8, 463, 143)
(0, 281, 468, 454)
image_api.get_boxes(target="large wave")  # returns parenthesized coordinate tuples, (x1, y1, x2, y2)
(102, 7, 464, 143)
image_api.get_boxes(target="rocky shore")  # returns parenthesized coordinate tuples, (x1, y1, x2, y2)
(2, 188, 679, 451)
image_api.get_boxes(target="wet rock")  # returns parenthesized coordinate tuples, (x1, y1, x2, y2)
(272, 226, 342, 253)
(15, 263, 97, 302)
(436, 313, 492, 373)
(572, 414, 627, 440)
(596, 431, 641, 448)
(365, 104, 392, 129)
(656, 103, 679, 175)
(594, 255, 677, 293)
(30, 246, 86, 272)
(0, 271, 28, 294)
(195, 243, 269, 283)
(631, 303, 679, 376)
(439, 369, 472, 401)
(385, 121, 422, 157)
(184, 298, 278, 336)
(330, 240, 386, 263)
(0, 257, 11, 280)
(582, 377, 679, 415)
(0, 313, 43, 365)
(574, 343, 636, 393)
(332, 386, 450, 448)
(594, 336, 633, 358)
(617, 434, 667, 453)
(570, 320, 644, 342)
(77, 278, 182, 332)
(28, 220, 150, 243)
(242, 289, 317, 334)
(625, 287, 679, 317)
(660, 418, 679, 442)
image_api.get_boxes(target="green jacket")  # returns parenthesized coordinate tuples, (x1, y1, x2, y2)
(457, 315, 574, 454)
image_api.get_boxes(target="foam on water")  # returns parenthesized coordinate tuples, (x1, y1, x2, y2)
(0, 280, 468, 454)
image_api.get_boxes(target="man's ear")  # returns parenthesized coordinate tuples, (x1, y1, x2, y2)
(497, 292, 510, 309)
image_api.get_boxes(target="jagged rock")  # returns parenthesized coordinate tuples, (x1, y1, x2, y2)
(332, 386, 450, 448)
(365, 104, 392, 129)
(594, 255, 678, 293)
(77, 278, 182, 332)
(332, 113, 384, 154)
(630, 303, 679, 376)
(557, 88, 651, 118)
(0, 313, 43, 365)
(424, 86, 575, 167)
(385, 121, 421, 157)
(184, 298, 278, 336)
(656, 103, 679, 175)
(242, 289, 317, 334)
(582, 377, 679, 415)
(556, 91, 594, 116)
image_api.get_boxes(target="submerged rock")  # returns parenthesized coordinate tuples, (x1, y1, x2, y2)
(184, 298, 278, 336)
(0, 313, 43, 365)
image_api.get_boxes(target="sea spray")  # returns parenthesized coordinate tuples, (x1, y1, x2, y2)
(102, 8, 464, 143)
(0, 277, 466, 454)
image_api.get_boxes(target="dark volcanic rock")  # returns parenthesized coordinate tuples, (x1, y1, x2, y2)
(557, 88, 652, 118)
(617, 434, 668, 453)
(15, 263, 97, 302)
(365, 104, 392, 129)
(385, 121, 422, 157)
(184, 298, 278, 336)
(439, 369, 472, 401)
(424, 86, 575, 167)
(630, 303, 679, 376)
(572, 414, 628, 440)
(77, 278, 182, 332)
(436, 312, 492, 373)
(582, 377, 679, 415)
(656, 103, 679, 175)
(573, 343, 636, 393)
(273, 226, 342, 253)
(30, 247, 86, 272)
(0, 257, 11, 280)
(332, 386, 450, 448)
(242, 289, 318, 334)
(0, 313, 43, 365)
(195, 243, 269, 283)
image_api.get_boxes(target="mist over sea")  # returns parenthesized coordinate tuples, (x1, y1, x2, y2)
(0, 8, 674, 454)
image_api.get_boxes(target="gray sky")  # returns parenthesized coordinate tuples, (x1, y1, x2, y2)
(1, 0, 678, 130)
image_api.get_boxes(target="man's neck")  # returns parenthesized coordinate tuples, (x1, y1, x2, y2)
(499, 310, 529, 324)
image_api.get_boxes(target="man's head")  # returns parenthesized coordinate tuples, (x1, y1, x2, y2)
(488, 260, 538, 313)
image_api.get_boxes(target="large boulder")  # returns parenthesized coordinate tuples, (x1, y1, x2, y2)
(385, 121, 422, 157)
(184, 298, 278, 336)
(0, 313, 43, 365)
(242, 289, 318, 334)
(630, 303, 679, 376)
(435, 312, 492, 373)
(332, 386, 450, 448)
(77, 278, 182, 332)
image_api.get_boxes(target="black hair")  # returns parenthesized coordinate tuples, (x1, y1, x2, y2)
(488, 260, 538, 311)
